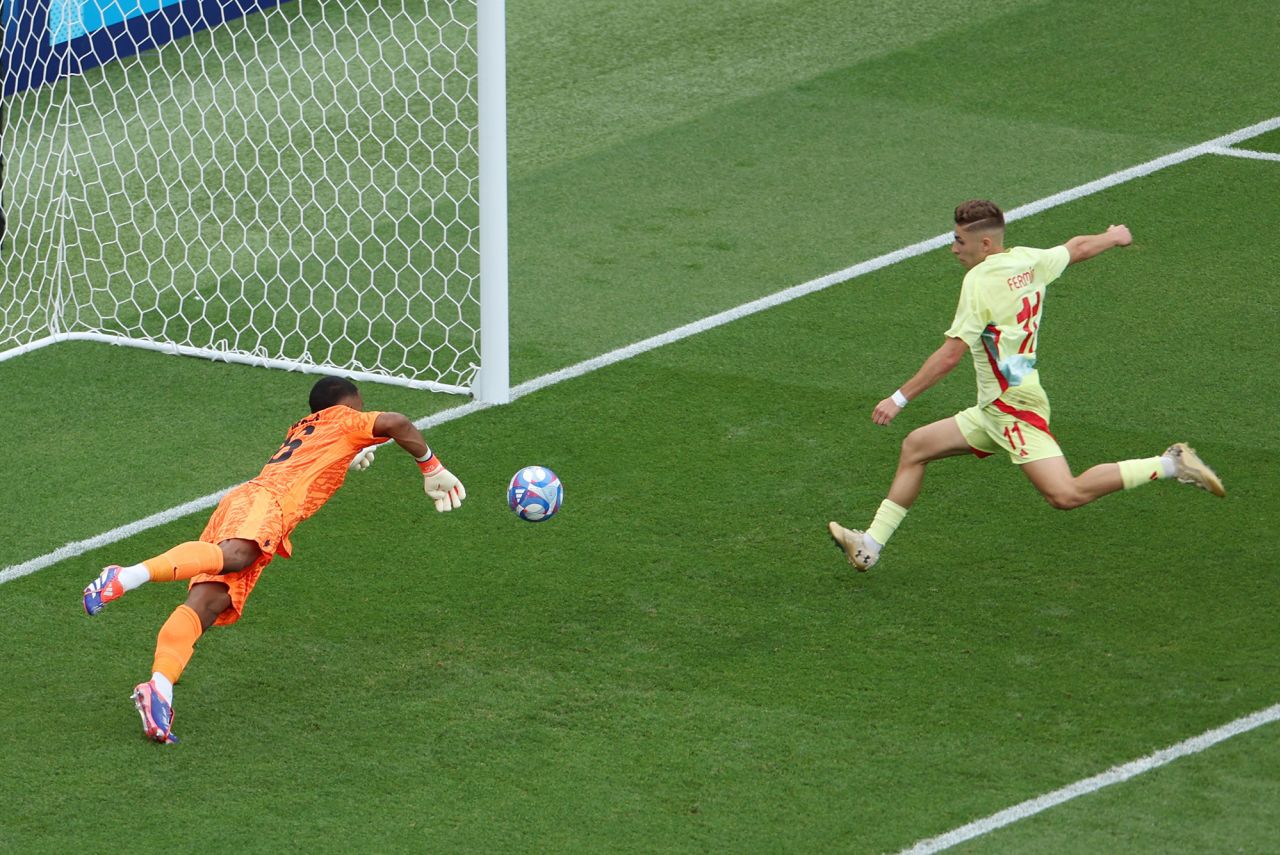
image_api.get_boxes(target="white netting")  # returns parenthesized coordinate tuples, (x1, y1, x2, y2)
(2, 0, 481, 392)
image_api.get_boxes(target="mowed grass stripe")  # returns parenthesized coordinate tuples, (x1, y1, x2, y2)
(503, 0, 1280, 377)
(3, 115, 1276, 585)
(2, 155, 1276, 852)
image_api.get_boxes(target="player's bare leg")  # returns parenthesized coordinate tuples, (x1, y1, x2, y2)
(1022, 442, 1224, 509)
(829, 417, 972, 569)
(1020, 456, 1123, 510)
(883, 417, 974, 508)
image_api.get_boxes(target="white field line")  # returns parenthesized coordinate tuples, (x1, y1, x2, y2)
(897, 702, 1280, 854)
(0, 493, 234, 585)
(1206, 145, 1280, 163)
(1, 114, 1278, 588)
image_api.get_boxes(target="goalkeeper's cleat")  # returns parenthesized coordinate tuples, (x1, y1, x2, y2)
(1164, 443, 1226, 497)
(827, 522, 879, 571)
(131, 681, 179, 745)
(83, 565, 125, 616)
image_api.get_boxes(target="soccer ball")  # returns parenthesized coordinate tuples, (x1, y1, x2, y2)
(508, 466, 563, 522)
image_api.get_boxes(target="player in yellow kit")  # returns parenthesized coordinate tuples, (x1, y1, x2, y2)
(829, 200, 1225, 571)
(81, 375, 465, 743)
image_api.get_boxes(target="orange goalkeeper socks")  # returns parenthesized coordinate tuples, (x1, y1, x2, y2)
(144, 541, 224, 583)
(151, 604, 204, 685)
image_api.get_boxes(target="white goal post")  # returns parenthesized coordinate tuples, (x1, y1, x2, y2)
(0, 0, 509, 403)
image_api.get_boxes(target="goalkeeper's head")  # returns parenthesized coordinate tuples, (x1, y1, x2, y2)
(309, 375, 363, 412)
(951, 199, 1005, 270)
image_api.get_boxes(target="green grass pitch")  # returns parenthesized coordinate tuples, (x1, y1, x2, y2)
(1, 2, 1279, 852)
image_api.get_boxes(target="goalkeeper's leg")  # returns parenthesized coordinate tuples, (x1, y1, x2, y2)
(83, 541, 224, 615)
(84, 481, 274, 615)
(135, 580, 233, 744)
(81, 529, 267, 611)
(83, 538, 265, 615)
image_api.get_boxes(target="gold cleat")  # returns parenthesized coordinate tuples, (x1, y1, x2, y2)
(828, 521, 879, 571)
(1164, 443, 1226, 498)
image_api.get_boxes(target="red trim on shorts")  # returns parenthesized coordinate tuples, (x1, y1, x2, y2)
(992, 398, 1056, 439)
(969, 446, 994, 458)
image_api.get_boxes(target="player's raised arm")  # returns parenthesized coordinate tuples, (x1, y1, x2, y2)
(872, 336, 968, 426)
(1063, 224, 1132, 265)
(372, 412, 466, 512)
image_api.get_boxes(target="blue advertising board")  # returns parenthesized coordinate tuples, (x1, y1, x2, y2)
(3, 0, 290, 96)
(49, 0, 185, 45)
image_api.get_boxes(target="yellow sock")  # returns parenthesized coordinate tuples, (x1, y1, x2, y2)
(143, 541, 224, 583)
(866, 499, 909, 548)
(151, 604, 204, 685)
(1118, 457, 1167, 490)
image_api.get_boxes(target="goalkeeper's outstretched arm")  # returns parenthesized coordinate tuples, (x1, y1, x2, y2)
(372, 412, 466, 512)
(372, 411, 431, 459)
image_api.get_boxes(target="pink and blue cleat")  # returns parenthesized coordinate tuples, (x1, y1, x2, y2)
(131, 681, 178, 744)
(83, 565, 125, 616)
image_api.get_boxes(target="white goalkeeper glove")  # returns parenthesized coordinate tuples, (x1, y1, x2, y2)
(419, 454, 465, 512)
(349, 446, 377, 471)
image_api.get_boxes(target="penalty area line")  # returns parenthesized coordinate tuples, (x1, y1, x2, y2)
(896, 702, 1280, 854)
(1, 114, 1279, 587)
(1205, 145, 1280, 163)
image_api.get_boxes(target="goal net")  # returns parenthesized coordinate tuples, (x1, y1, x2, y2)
(1, 0, 507, 398)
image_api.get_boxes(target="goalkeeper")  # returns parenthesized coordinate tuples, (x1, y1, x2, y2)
(81, 375, 465, 744)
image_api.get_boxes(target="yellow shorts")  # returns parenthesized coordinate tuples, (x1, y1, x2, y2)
(954, 388, 1062, 465)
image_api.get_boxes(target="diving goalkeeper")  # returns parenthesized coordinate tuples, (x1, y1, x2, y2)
(82, 375, 465, 744)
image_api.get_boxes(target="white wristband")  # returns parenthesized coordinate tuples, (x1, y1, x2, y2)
(415, 447, 434, 462)
(891, 389, 909, 408)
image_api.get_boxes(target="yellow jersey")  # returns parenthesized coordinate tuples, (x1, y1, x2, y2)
(945, 245, 1070, 405)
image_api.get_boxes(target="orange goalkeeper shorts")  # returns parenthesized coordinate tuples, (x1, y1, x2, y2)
(191, 482, 293, 626)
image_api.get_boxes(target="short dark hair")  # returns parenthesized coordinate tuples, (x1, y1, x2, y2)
(309, 375, 359, 412)
(954, 199, 1005, 232)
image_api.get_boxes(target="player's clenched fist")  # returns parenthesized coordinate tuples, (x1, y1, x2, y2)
(1107, 224, 1132, 246)
(420, 455, 466, 512)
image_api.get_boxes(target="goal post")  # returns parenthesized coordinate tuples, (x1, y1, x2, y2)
(0, 0, 510, 402)
(475, 0, 509, 405)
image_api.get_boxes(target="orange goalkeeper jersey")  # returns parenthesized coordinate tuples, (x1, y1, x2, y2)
(248, 404, 383, 529)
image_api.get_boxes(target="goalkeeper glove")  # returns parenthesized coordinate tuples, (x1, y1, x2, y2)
(349, 447, 377, 471)
(419, 454, 465, 512)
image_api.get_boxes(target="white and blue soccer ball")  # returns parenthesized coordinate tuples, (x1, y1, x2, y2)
(508, 466, 563, 522)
